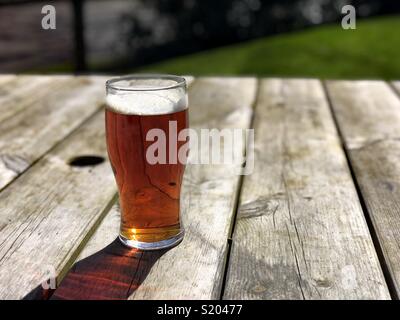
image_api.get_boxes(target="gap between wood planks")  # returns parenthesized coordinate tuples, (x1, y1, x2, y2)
(388, 82, 400, 102)
(52, 193, 119, 295)
(322, 80, 398, 300)
(218, 79, 261, 300)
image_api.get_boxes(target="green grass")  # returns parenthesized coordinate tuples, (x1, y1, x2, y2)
(138, 16, 400, 79)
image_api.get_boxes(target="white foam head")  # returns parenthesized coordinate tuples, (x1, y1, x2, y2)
(106, 76, 187, 115)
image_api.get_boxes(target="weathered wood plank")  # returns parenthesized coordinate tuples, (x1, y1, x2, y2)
(52, 77, 257, 300)
(223, 79, 390, 300)
(0, 75, 17, 86)
(74, 204, 121, 262)
(0, 111, 117, 300)
(392, 82, 400, 95)
(326, 80, 400, 297)
(0, 76, 107, 190)
(0, 75, 73, 123)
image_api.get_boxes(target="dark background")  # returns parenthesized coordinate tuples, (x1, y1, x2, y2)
(0, 0, 399, 76)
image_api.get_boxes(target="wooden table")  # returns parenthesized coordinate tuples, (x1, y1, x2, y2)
(1, 75, 400, 300)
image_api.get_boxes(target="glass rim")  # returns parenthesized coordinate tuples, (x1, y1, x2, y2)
(106, 74, 186, 92)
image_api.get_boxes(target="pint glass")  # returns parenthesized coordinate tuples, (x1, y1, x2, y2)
(105, 75, 188, 250)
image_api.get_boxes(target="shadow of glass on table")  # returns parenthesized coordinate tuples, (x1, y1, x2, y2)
(23, 238, 169, 300)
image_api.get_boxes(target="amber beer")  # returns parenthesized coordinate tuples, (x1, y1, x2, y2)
(105, 75, 188, 250)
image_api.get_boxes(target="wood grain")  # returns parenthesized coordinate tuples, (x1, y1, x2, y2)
(0, 75, 73, 123)
(223, 79, 390, 300)
(0, 76, 107, 190)
(326, 80, 400, 297)
(0, 111, 117, 300)
(53, 77, 257, 300)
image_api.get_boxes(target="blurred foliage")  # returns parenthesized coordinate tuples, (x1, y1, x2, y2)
(138, 16, 400, 79)
(118, 0, 399, 66)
